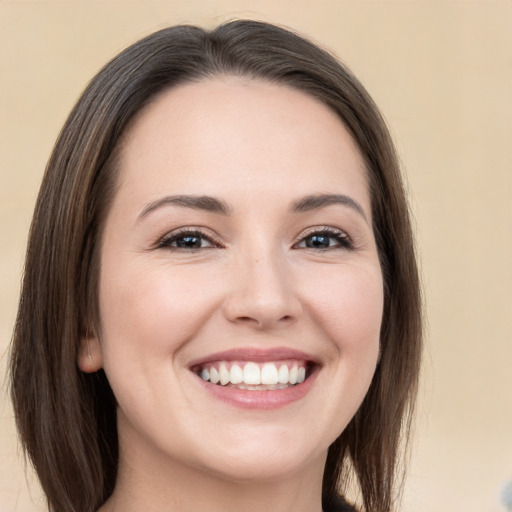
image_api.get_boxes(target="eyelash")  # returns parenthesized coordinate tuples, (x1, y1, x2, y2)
(293, 226, 353, 251)
(156, 226, 353, 252)
(157, 228, 223, 251)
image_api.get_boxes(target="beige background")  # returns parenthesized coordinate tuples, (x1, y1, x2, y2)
(1, 1, 511, 511)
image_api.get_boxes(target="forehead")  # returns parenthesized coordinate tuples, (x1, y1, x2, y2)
(115, 77, 370, 214)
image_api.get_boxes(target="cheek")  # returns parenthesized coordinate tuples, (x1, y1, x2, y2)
(299, 262, 384, 355)
(97, 261, 223, 367)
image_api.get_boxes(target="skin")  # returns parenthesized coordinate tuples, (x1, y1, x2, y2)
(79, 78, 384, 512)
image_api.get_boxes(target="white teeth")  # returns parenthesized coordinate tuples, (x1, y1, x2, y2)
(289, 365, 299, 385)
(229, 364, 243, 384)
(261, 363, 279, 385)
(278, 364, 289, 384)
(210, 367, 220, 384)
(197, 360, 310, 388)
(236, 383, 290, 390)
(219, 363, 230, 386)
(243, 362, 261, 385)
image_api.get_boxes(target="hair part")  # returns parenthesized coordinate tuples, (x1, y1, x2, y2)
(10, 20, 422, 512)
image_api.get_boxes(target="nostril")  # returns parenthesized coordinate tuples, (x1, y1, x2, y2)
(237, 316, 256, 323)
(222, 282, 302, 328)
(233, 313, 296, 328)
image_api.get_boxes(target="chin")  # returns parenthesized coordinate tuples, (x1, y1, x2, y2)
(187, 423, 331, 484)
(201, 449, 324, 484)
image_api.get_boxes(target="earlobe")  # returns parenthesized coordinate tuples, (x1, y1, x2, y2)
(78, 336, 103, 373)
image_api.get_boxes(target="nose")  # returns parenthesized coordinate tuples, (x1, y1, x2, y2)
(222, 250, 302, 330)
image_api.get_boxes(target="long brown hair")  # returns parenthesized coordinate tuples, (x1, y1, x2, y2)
(10, 20, 422, 512)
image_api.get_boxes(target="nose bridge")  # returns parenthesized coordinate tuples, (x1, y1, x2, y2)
(223, 238, 300, 328)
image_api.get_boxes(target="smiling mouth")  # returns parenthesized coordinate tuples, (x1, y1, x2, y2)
(192, 360, 313, 390)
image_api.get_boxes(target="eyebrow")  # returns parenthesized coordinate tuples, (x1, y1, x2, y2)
(291, 193, 368, 222)
(137, 192, 368, 222)
(137, 195, 231, 221)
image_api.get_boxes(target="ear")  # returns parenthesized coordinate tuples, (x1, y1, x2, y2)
(78, 334, 103, 373)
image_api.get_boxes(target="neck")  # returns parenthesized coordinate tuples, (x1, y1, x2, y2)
(99, 436, 326, 512)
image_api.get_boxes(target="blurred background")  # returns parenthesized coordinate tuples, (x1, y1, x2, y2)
(1, 1, 511, 511)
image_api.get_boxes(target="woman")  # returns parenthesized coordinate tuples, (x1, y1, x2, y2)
(10, 20, 422, 512)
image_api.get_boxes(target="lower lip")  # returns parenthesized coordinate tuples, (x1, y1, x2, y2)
(193, 369, 318, 410)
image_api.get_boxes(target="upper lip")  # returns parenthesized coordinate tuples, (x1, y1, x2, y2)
(188, 347, 321, 368)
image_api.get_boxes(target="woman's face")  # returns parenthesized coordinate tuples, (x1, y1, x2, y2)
(82, 78, 383, 483)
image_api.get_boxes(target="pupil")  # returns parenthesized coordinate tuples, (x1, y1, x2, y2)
(176, 236, 201, 248)
(306, 235, 330, 248)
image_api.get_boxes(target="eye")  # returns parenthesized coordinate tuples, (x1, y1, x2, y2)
(294, 227, 353, 250)
(157, 228, 221, 251)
